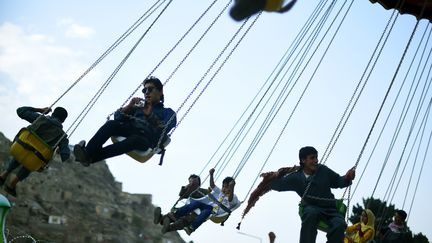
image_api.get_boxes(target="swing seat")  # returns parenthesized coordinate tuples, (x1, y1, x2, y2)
(209, 202, 242, 223)
(264, 0, 284, 12)
(188, 196, 242, 224)
(298, 199, 347, 232)
(110, 136, 171, 163)
(10, 127, 54, 172)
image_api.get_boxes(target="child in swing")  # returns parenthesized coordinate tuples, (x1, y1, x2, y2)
(155, 168, 240, 235)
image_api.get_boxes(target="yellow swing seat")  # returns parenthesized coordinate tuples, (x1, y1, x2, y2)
(188, 194, 242, 224)
(264, 0, 284, 12)
(209, 202, 242, 223)
(110, 136, 171, 163)
(298, 199, 347, 232)
(9, 127, 54, 172)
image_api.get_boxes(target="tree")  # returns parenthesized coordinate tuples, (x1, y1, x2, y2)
(348, 197, 429, 243)
(412, 233, 429, 243)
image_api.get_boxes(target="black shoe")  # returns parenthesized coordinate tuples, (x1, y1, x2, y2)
(4, 185, 17, 197)
(0, 177, 5, 186)
(153, 207, 162, 224)
(184, 226, 195, 235)
(73, 141, 91, 166)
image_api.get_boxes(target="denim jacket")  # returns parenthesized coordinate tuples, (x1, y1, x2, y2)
(114, 102, 176, 145)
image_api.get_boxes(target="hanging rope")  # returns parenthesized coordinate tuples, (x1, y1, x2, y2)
(235, 0, 350, 184)
(351, 24, 432, 198)
(103, 0, 233, 153)
(230, 0, 340, 180)
(320, 4, 401, 164)
(407, 104, 432, 221)
(383, 50, 432, 203)
(66, 0, 174, 138)
(49, 0, 166, 109)
(346, 4, 424, 220)
(115, 0, 227, 111)
(11, 1, 169, 163)
(392, 96, 432, 205)
(168, 11, 261, 135)
(375, 98, 432, 232)
(215, 0, 332, 180)
(198, 0, 330, 178)
(234, 0, 358, 228)
(403, 88, 432, 208)
(211, 0, 337, 181)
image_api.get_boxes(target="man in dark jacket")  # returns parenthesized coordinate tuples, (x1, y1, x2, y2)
(73, 76, 176, 165)
(269, 146, 355, 243)
(0, 106, 70, 197)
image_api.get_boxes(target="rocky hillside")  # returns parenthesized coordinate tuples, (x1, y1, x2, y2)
(0, 132, 187, 243)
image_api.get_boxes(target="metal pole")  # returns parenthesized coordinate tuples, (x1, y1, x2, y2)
(237, 231, 263, 243)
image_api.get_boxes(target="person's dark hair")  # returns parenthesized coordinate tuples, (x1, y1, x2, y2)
(222, 176, 235, 185)
(189, 174, 201, 186)
(142, 76, 164, 103)
(299, 146, 318, 166)
(52, 107, 68, 123)
(395, 209, 407, 221)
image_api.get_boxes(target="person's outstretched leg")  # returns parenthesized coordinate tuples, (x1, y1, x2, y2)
(0, 159, 20, 185)
(188, 203, 213, 232)
(90, 134, 151, 162)
(85, 120, 125, 158)
(326, 215, 346, 243)
(300, 206, 320, 243)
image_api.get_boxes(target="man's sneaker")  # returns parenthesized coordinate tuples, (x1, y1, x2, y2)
(4, 185, 17, 197)
(184, 226, 195, 235)
(161, 217, 171, 234)
(153, 207, 162, 224)
(166, 212, 177, 222)
(73, 140, 91, 166)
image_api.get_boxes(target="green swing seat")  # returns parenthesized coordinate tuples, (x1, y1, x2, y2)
(298, 199, 347, 232)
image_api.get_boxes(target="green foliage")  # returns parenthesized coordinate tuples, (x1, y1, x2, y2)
(412, 233, 430, 243)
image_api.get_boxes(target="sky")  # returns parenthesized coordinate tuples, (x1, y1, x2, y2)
(1, 0, 432, 243)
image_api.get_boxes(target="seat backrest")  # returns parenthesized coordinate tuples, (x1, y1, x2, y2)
(264, 0, 284, 11)
(298, 199, 346, 232)
(10, 127, 54, 171)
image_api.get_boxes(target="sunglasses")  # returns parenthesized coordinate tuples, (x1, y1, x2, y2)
(142, 86, 157, 94)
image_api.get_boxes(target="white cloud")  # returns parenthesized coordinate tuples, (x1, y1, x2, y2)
(58, 18, 94, 39)
(0, 22, 101, 139)
(65, 23, 95, 39)
(0, 22, 79, 98)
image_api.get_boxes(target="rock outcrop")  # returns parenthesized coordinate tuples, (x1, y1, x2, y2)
(0, 132, 186, 243)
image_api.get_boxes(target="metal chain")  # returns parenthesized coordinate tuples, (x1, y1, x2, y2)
(9, 235, 37, 243)
(67, 0, 174, 138)
(170, 11, 258, 135)
(115, 0, 223, 113)
(163, 0, 232, 86)
(50, 0, 166, 109)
